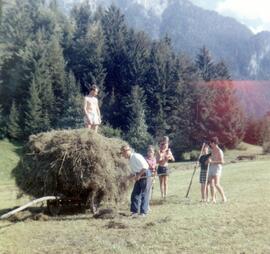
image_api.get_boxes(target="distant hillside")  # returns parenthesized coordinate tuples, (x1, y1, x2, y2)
(58, 0, 270, 80)
(233, 81, 270, 119)
(196, 80, 270, 120)
(247, 32, 270, 80)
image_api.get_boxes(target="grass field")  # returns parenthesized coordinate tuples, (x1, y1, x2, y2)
(0, 140, 270, 254)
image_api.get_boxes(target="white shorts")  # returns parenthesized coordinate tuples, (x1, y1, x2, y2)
(208, 164, 222, 177)
(84, 112, 101, 125)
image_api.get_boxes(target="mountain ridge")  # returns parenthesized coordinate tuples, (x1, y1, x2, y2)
(58, 0, 270, 80)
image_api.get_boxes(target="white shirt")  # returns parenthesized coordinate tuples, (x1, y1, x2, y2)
(85, 96, 99, 114)
(129, 153, 149, 174)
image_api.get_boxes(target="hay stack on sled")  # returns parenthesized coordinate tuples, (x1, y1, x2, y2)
(12, 129, 132, 209)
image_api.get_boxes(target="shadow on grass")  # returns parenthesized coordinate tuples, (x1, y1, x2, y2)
(150, 194, 194, 206)
(0, 205, 97, 224)
(0, 223, 15, 231)
(3, 139, 24, 156)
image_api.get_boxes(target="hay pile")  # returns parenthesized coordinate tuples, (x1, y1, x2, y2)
(12, 129, 132, 209)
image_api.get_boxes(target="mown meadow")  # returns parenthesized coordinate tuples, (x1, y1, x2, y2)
(0, 140, 269, 254)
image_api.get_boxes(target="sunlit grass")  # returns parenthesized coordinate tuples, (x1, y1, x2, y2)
(0, 139, 21, 183)
(0, 140, 270, 254)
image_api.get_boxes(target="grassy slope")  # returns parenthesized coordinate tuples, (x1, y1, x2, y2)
(0, 141, 269, 254)
(224, 142, 263, 161)
(0, 140, 25, 213)
(0, 139, 21, 183)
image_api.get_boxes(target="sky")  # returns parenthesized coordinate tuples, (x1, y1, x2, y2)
(191, 0, 270, 33)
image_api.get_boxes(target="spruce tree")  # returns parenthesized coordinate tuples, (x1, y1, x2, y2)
(0, 0, 34, 111)
(24, 79, 43, 136)
(168, 55, 200, 158)
(215, 61, 231, 80)
(59, 72, 84, 129)
(7, 101, 20, 140)
(124, 30, 150, 91)
(144, 38, 174, 138)
(35, 56, 54, 129)
(21, 30, 68, 130)
(69, 20, 106, 97)
(101, 87, 117, 126)
(125, 85, 153, 154)
(47, 35, 67, 127)
(195, 46, 216, 82)
(115, 29, 150, 130)
(0, 0, 3, 24)
(101, 5, 129, 129)
(0, 104, 6, 138)
(71, 0, 92, 39)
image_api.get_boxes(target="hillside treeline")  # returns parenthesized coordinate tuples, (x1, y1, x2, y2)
(0, 0, 267, 157)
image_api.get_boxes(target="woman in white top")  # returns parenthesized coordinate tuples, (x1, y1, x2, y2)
(84, 85, 101, 132)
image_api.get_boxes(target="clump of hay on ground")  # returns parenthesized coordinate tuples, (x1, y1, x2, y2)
(93, 208, 118, 219)
(12, 129, 132, 210)
(106, 220, 129, 229)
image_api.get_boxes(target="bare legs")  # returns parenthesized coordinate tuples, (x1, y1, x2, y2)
(85, 124, 99, 133)
(159, 175, 168, 199)
(209, 175, 227, 203)
(200, 183, 209, 202)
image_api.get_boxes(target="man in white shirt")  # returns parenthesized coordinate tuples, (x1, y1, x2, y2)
(121, 145, 151, 216)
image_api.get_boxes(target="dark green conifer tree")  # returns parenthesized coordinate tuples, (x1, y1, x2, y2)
(59, 72, 84, 129)
(7, 101, 20, 140)
(195, 46, 216, 82)
(125, 85, 153, 153)
(101, 5, 130, 129)
(69, 2, 106, 102)
(167, 55, 200, 159)
(0, 0, 3, 24)
(144, 37, 174, 139)
(0, 0, 34, 111)
(24, 79, 43, 136)
(0, 104, 6, 138)
(215, 61, 231, 80)
(47, 35, 67, 127)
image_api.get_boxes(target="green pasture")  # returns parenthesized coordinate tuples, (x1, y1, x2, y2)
(0, 140, 269, 254)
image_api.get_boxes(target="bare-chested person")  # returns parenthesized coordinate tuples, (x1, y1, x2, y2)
(157, 136, 175, 200)
(84, 85, 101, 132)
(208, 137, 227, 203)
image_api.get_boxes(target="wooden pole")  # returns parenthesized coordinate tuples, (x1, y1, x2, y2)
(203, 162, 210, 201)
(185, 143, 205, 198)
(0, 196, 61, 220)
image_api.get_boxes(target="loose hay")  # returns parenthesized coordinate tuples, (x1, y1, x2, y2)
(106, 220, 128, 229)
(12, 129, 132, 210)
(93, 208, 117, 219)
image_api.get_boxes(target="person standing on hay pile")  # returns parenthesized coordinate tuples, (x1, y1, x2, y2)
(157, 136, 175, 200)
(84, 84, 101, 132)
(208, 137, 227, 203)
(199, 144, 212, 202)
(120, 145, 151, 217)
